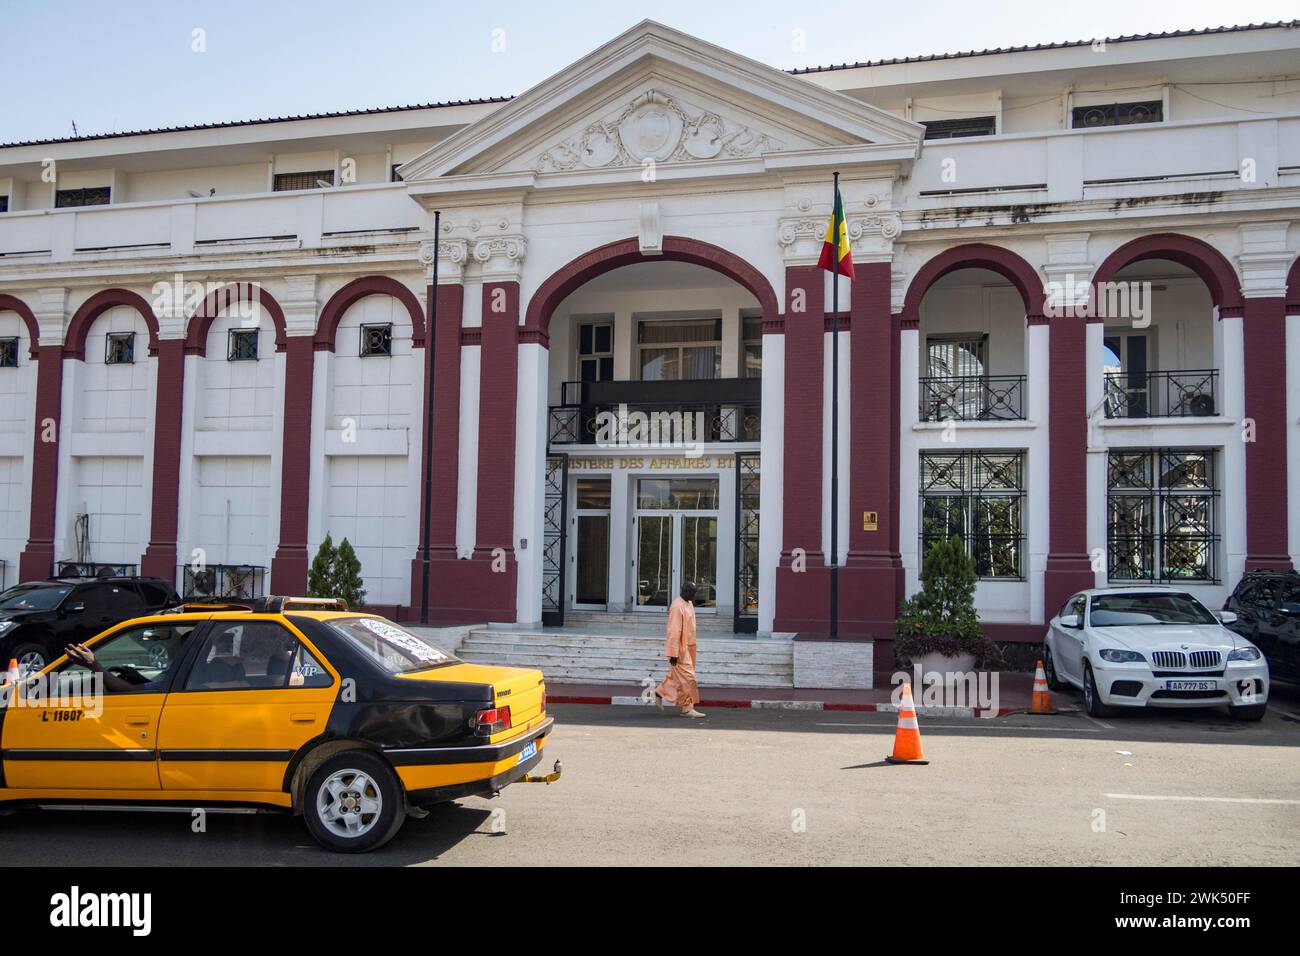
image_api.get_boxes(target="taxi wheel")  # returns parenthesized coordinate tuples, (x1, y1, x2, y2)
(303, 752, 405, 853)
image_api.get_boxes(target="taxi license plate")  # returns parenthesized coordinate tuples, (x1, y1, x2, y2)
(1167, 679, 1216, 691)
(517, 741, 538, 765)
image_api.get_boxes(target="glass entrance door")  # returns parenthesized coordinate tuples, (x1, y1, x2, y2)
(572, 478, 611, 609)
(634, 478, 719, 612)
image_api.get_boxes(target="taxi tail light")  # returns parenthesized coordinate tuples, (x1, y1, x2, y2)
(473, 706, 512, 736)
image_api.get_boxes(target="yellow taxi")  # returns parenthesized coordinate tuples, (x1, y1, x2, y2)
(0, 597, 557, 852)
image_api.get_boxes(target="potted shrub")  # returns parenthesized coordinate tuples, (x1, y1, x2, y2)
(894, 536, 999, 679)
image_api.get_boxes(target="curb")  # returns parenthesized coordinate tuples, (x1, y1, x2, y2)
(551, 692, 1020, 718)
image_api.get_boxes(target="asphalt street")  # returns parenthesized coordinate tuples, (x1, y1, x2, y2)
(2, 682, 1298, 866)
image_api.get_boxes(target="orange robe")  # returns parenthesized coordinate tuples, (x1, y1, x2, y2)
(656, 597, 699, 710)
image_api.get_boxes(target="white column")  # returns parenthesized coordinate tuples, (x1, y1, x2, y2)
(757, 331, 783, 634)
(514, 341, 547, 626)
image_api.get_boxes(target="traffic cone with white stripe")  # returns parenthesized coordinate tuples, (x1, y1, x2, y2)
(2, 658, 19, 685)
(1029, 659, 1057, 715)
(885, 682, 929, 765)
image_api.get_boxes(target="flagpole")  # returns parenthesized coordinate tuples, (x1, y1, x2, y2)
(420, 209, 441, 625)
(830, 172, 840, 640)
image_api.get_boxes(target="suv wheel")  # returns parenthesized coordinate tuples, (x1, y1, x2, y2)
(303, 751, 405, 853)
(1083, 663, 1114, 718)
(10, 644, 47, 677)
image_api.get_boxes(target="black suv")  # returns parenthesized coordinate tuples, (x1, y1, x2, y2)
(1223, 570, 1300, 682)
(0, 576, 181, 675)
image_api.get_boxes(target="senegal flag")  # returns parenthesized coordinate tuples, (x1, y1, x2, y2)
(816, 185, 855, 280)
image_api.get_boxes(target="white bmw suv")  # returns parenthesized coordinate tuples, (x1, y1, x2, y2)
(1044, 587, 1269, 721)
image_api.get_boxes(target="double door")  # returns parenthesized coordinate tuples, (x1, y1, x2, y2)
(634, 477, 718, 612)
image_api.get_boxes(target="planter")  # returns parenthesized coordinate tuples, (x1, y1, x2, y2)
(911, 651, 978, 685)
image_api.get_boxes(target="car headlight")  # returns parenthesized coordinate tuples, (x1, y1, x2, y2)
(1098, 649, 1145, 663)
(1227, 646, 1262, 662)
(0, 621, 14, 635)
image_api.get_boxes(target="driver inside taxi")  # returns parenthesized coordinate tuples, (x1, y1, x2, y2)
(64, 642, 152, 693)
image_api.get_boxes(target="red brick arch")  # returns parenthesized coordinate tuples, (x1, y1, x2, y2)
(523, 236, 781, 344)
(1092, 233, 1243, 314)
(64, 288, 160, 360)
(185, 282, 288, 356)
(898, 242, 1046, 327)
(0, 293, 40, 359)
(314, 276, 425, 351)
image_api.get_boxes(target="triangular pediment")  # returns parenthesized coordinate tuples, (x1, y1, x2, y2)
(400, 20, 922, 186)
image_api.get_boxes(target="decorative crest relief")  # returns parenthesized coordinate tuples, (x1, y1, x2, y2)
(536, 89, 783, 172)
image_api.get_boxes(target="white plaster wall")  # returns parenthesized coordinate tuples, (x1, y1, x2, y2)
(191, 456, 273, 568)
(0, 312, 34, 581)
(196, 307, 277, 431)
(324, 455, 412, 606)
(77, 305, 152, 433)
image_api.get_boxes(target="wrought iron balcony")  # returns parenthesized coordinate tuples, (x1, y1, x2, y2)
(54, 562, 138, 579)
(1103, 369, 1219, 419)
(548, 378, 761, 447)
(919, 375, 1026, 422)
(180, 564, 268, 601)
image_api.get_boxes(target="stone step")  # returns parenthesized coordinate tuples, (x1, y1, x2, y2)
(459, 648, 792, 676)
(562, 611, 738, 632)
(461, 632, 790, 657)
(458, 627, 794, 688)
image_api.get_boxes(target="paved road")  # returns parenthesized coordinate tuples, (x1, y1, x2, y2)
(2, 683, 1298, 866)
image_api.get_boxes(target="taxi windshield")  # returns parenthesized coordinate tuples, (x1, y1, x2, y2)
(325, 617, 456, 673)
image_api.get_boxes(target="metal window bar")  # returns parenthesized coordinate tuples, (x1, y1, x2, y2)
(919, 375, 1025, 422)
(1106, 449, 1220, 583)
(919, 451, 1026, 580)
(180, 564, 268, 601)
(0, 337, 18, 368)
(1072, 100, 1163, 128)
(55, 562, 137, 578)
(228, 329, 259, 361)
(1103, 369, 1218, 419)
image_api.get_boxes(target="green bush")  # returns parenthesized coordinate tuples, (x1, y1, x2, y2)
(894, 536, 1000, 667)
(305, 533, 367, 609)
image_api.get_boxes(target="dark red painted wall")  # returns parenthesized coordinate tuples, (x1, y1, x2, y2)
(775, 264, 830, 632)
(269, 335, 316, 593)
(140, 339, 186, 579)
(1243, 296, 1292, 570)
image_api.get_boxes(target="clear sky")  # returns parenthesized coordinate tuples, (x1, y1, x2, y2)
(3, 0, 1298, 143)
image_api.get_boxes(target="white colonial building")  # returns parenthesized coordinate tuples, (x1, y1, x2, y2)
(3, 20, 1300, 666)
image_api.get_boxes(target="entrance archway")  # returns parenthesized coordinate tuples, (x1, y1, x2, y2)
(527, 238, 777, 631)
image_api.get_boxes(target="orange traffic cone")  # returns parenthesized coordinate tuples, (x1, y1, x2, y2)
(2, 658, 18, 685)
(885, 682, 929, 765)
(1029, 659, 1057, 715)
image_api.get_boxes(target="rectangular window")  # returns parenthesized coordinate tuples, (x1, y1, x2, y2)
(1107, 449, 1218, 582)
(272, 170, 333, 192)
(0, 195, 8, 213)
(638, 317, 721, 381)
(920, 450, 1025, 579)
(228, 328, 259, 361)
(1072, 100, 1162, 129)
(390, 164, 404, 183)
(922, 116, 997, 139)
(0, 337, 18, 368)
(55, 186, 111, 208)
(359, 322, 392, 357)
(577, 320, 614, 382)
(742, 314, 763, 378)
(105, 331, 135, 365)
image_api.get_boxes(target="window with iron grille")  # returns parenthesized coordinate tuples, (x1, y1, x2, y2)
(1071, 100, 1163, 128)
(360, 323, 392, 357)
(228, 328, 259, 361)
(922, 116, 997, 139)
(0, 337, 18, 368)
(920, 450, 1025, 579)
(272, 170, 333, 192)
(55, 186, 111, 208)
(105, 331, 135, 365)
(1107, 449, 1219, 583)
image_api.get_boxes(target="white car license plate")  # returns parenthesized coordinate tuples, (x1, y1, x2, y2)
(517, 741, 538, 765)
(1166, 679, 1217, 691)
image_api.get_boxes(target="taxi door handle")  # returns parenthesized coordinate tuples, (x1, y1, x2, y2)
(290, 713, 316, 724)
(125, 715, 152, 726)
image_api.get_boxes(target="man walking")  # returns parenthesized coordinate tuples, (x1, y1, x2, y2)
(655, 581, 704, 718)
